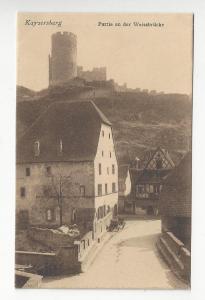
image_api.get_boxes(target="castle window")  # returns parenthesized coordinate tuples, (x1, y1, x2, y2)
(102, 130, 104, 137)
(105, 183, 108, 194)
(26, 167, 30, 177)
(34, 141, 40, 156)
(80, 185, 85, 197)
(112, 183, 116, 193)
(20, 187, 26, 198)
(99, 163, 102, 175)
(110, 151, 112, 158)
(98, 184, 102, 196)
(109, 133, 111, 139)
(112, 164, 115, 174)
(102, 151, 104, 157)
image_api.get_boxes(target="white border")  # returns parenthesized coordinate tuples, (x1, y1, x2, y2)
(0, 1, 205, 300)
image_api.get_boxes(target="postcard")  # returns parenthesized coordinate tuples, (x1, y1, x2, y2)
(16, 12, 193, 289)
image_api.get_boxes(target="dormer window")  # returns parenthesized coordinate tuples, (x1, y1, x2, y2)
(34, 141, 40, 156)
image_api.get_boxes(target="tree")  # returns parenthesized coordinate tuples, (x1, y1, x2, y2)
(43, 173, 74, 227)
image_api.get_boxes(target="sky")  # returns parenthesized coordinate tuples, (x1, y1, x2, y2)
(17, 13, 193, 94)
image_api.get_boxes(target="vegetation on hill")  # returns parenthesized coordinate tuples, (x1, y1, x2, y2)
(17, 86, 192, 165)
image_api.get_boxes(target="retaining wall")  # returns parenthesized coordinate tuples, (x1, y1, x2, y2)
(28, 227, 77, 249)
(157, 231, 191, 282)
(16, 245, 80, 276)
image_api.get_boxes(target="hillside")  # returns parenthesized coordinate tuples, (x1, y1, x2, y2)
(16, 86, 192, 165)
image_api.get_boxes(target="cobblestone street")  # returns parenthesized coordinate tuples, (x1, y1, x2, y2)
(41, 218, 188, 289)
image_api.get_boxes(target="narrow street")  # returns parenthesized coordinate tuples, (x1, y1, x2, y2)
(41, 218, 188, 289)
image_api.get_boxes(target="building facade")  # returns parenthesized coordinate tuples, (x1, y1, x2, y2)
(129, 147, 175, 215)
(16, 101, 118, 239)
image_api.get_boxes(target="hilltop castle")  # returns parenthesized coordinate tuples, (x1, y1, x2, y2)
(48, 31, 107, 86)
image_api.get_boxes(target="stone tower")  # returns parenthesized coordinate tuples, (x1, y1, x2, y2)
(49, 32, 77, 86)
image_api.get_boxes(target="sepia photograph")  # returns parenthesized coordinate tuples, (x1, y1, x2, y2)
(15, 12, 193, 289)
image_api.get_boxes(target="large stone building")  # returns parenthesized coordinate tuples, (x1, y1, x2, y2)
(16, 101, 118, 239)
(49, 32, 77, 86)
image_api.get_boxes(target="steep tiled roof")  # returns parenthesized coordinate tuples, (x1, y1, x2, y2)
(17, 100, 111, 163)
(159, 152, 192, 217)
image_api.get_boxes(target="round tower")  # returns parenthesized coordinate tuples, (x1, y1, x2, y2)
(49, 31, 77, 86)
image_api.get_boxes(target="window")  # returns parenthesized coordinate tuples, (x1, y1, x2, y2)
(137, 185, 144, 194)
(99, 163, 102, 175)
(109, 133, 111, 139)
(105, 183, 108, 194)
(112, 183, 116, 193)
(20, 187, 26, 198)
(80, 185, 85, 196)
(102, 130, 104, 137)
(154, 184, 160, 193)
(59, 139, 63, 155)
(102, 151, 104, 157)
(146, 184, 150, 193)
(26, 167, 30, 177)
(46, 166, 52, 176)
(72, 209, 76, 223)
(46, 209, 52, 221)
(107, 167, 109, 175)
(46, 209, 55, 221)
(98, 184, 102, 196)
(110, 151, 112, 158)
(103, 205, 106, 216)
(112, 164, 115, 174)
(34, 141, 40, 156)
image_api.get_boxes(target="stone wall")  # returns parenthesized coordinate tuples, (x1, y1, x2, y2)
(15, 270, 43, 288)
(16, 245, 80, 275)
(28, 227, 77, 249)
(157, 231, 191, 282)
(161, 216, 191, 250)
